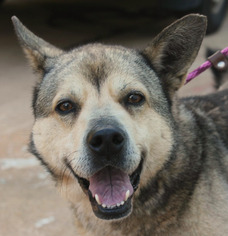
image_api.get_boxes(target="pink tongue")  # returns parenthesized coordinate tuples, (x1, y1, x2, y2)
(89, 167, 134, 206)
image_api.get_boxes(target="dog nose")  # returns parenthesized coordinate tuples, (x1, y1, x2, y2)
(87, 128, 125, 156)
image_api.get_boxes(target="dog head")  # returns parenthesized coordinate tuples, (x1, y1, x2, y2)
(12, 15, 206, 220)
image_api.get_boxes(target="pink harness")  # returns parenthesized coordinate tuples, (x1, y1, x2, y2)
(185, 47, 228, 85)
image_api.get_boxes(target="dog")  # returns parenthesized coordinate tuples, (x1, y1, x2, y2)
(12, 14, 228, 235)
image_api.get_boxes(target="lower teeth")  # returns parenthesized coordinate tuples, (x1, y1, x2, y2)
(101, 202, 125, 209)
(95, 190, 130, 209)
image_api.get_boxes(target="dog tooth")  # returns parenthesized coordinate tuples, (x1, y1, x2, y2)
(102, 204, 107, 208)
(111, 205, 115, 209)
(117, 203, 120, 207)
(121, 201, 124, 205)
(125, 190, 130, 201)
(95, 194, 101, 205)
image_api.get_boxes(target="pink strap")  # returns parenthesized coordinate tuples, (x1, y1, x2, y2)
(185, 47, 228, 85)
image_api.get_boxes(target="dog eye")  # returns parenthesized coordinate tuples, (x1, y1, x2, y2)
(56, 101, 75, 115)
(126, 92, 145, 106)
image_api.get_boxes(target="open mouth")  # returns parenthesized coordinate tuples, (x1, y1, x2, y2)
(66, 158, 143, 220)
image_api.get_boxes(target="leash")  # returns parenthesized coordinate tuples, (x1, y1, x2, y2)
(185, 47, 228, 85)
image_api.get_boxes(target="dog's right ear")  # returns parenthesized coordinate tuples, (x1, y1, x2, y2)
(12, 16, 63, 76)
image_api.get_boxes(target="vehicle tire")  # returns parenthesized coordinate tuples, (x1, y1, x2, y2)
(200, 0, 228, 34)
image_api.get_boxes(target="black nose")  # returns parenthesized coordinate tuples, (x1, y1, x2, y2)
(87, 128, 125, 156)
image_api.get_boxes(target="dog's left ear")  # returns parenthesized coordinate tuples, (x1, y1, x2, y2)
(12, 16, 63, 77)
(142, 14, 207, 98)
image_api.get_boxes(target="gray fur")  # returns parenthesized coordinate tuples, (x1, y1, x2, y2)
(12, 14, 228, 235)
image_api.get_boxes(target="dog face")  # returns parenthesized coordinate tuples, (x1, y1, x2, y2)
(31, 45, 174, 220)
(12, 15, 206, 221)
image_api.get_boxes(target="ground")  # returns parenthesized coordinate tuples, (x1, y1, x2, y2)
(0, 1, 227, 235)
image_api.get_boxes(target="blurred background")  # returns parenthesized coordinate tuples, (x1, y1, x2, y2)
(0, 0, 227, 235)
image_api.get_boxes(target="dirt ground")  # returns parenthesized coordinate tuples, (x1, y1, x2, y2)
(0, 1, 228, 235)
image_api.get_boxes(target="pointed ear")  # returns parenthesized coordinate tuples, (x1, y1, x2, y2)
(12, 16, 63, 76)
(142, 14, 207, 98)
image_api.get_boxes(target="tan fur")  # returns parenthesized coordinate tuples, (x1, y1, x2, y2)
(12, 14, 228, 236)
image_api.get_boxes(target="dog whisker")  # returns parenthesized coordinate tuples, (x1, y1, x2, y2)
(13, 13, 228, 235)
